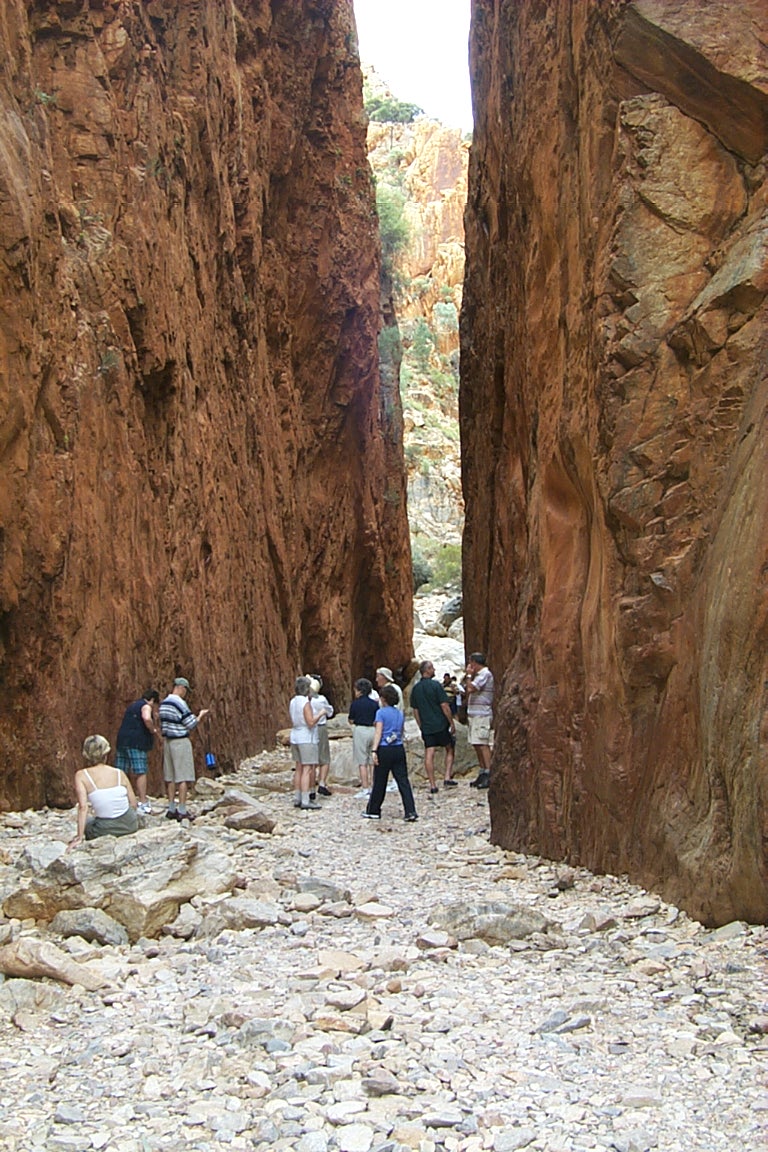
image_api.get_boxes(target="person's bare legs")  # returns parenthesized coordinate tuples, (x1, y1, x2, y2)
(134, 773, 148, 804)
(424, 746, 437, 790)
(443, 742, 455, 782)
(317, 760, 332, 796)
(473, 744, 492, 773)
(300, 763, 319, 808)
(359, 761, 371, 791)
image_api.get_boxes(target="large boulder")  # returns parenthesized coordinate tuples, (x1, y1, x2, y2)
(49, 907, 129, 947)
(438, 594, 463, 630)
(432, 901, 550, 944)
(2, 826, 237, 940)
(0, 938, 107, 990)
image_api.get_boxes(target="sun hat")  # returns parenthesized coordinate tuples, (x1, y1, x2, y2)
(376, 667, 394, 682)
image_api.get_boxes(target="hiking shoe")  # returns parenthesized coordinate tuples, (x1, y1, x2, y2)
(309, 792, 317, 802)
(404, 812, 418, 822)
(362, 811, 381, 820)
(429, 787, 439, 796)
(469, 770, 490, 788)
(165, 808, 178, 820)
(443, 779, 458, 788)
(176, 810, 195, 822)
(301, 801, 322, 810)
(317, 785, 332, 797)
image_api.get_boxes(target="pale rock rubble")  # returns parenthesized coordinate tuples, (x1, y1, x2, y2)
(0, 748, 765, 1152)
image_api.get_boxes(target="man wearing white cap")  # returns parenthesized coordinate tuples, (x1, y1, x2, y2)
(158, 677, 209, 821)
(375, 667, 404, 711)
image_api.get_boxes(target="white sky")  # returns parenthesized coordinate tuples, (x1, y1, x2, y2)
(353, 0, 473, 132)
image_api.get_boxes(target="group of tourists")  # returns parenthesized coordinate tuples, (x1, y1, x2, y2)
(69, 653, 495, 845)
(290, 667, 414, 818)
(290, 655, 495, 823)
(68, 676, 209, 848)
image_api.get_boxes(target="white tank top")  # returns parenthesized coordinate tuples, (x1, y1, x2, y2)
(83, 768, 130, 819)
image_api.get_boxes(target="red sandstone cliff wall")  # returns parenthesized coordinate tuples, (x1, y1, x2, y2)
(0, 0, 412, 809)
(462, 0, 768, 924)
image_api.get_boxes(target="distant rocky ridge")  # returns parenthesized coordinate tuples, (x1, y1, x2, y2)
(364, 67, 467, 556)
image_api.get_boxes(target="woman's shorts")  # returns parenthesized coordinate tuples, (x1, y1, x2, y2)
(163, 737, 196, 783)
(317, 725, 330, 764)
(291, 742, 319, 765)
(116, 747, 149, 775)
(352, 725, 375, 766)
(467, 716, 493, 746)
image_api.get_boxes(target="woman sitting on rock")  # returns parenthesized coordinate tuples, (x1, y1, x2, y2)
(68, 735, 139, 849)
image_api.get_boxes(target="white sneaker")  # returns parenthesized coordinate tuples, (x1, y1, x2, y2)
(138, 802, 152, 815)
(354, 788, 369, 799)
(386, 781, 397, 793)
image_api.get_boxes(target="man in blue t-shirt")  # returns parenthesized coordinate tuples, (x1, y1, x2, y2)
(410, 660, 456, 793)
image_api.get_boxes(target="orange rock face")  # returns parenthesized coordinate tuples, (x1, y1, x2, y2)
(462, 0, 768, 924)
(0, 0, 412, 809)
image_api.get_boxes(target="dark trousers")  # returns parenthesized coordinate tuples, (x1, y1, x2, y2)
(367, 744, 416, 817)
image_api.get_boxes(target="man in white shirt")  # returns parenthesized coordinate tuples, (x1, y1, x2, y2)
(465, 652, 494, 789)
(375, 667, 404, 711)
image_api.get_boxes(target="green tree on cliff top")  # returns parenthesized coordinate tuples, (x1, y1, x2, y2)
(376, 184, 410, 276)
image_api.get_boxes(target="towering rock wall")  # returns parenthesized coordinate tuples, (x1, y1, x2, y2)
(0, 0, 412, 809)
(462, 0, 768, 924)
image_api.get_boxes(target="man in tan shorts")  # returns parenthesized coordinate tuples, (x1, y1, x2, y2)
(465, 652, 494, 789)
(158, 677, 209, 821)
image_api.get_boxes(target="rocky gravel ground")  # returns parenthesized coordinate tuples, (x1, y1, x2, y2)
(0, 750, 766, 1152)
